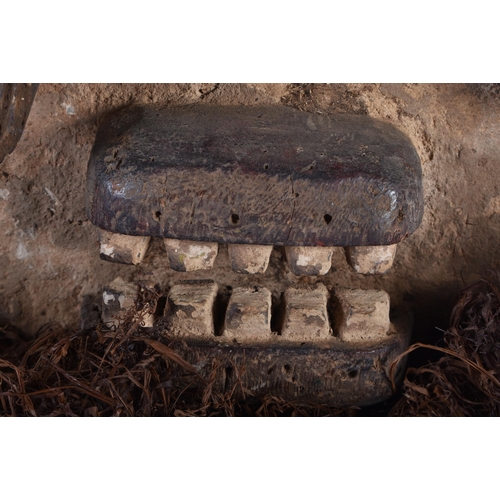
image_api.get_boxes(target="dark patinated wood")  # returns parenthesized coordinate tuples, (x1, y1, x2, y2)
(0, 84, 39, 164)
(86, 105, 423, 246)
(169, 312, 412, 407)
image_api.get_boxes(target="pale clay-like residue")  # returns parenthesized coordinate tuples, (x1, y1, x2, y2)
(103, 291, 115, 306)
(174, 244, 211, 258)
(16, 242, 30, 260)
(296, 254, 313, 267)
(101, 243, 115, 257)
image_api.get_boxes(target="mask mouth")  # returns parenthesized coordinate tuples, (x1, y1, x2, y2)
(88, 104, 423, 407)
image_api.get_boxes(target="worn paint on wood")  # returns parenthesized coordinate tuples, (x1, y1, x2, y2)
(86, 104, 424, 246)
(174, 311, 411, 407)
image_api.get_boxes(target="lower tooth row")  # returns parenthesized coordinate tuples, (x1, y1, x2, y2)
(102, 280, 392, 345)
(97, 229, 397, 275)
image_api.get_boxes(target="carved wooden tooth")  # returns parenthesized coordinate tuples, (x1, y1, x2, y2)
(284, 246, 333, 276)
(345, 244, 397, 275)
(165, 280, 218, 338)
(98, 229, 150, 265)
(228, 244, 273, 274)
(102, 277, 154, 328)
(164, 238, 218, 272)
(332, 288, 390, 343)
(281, 284, 331, 340)
(223, 286, 272, 340)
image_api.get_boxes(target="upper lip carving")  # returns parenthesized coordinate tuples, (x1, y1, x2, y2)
(86, 104, 423, 248)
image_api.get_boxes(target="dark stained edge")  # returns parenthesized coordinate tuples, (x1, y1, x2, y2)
(0, 83, 39, 164)
(168, 312, 412, 407)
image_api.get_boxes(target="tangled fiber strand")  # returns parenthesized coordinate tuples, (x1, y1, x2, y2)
(389, 273, 500, 416)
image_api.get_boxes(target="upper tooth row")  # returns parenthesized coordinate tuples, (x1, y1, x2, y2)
(98, 229, 397, 275)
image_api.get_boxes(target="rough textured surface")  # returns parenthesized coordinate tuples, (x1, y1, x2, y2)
(285, 246, 333, 276)
(223, 286, 272, 340)
(345, 244, 397, 275)
(0, 84, 39, 164)
(86, 104, 423, 246)
(333, 288, 390, 343)
(182, 311, 412, 406)
(1, 84, 499, 337)
(98, 229, 150, 265)
(228, 244, 272, 274)
(163, 238, 218, 272)
(281, 284, 331, 340)
(166, 280, 218, 338)
(102, 277, 154, 327)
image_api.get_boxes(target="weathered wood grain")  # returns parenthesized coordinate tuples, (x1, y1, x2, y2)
(174, 311, 411, 407)
(86, 105, 424, 246)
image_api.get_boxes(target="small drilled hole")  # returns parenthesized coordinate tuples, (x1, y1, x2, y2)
(231, 214, 239, 224)
(348, 370, 358, 378)
(264, 164, 269, 170)
(154, 211, 162, 221)
(324, 214, 332, 225)
(283, 364, 291, 374)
